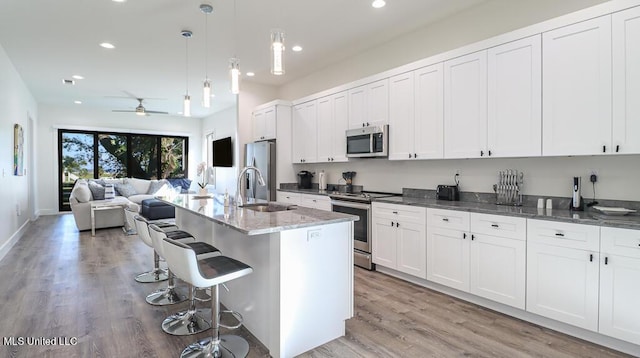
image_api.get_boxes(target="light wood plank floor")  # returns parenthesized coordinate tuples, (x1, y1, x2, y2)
(0, 214, 634, 358)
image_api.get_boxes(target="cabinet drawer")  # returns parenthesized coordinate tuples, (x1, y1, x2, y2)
(471, 213, 526, 241)
(372, 202, 425, 223)
(300, 194, 331, 211)
(427, 208, 470, 231)
(277, 192, 301, 205)
(527, 219, 599, 251)
(601, 227, 640, 259)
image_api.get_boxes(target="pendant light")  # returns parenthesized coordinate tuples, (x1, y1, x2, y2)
(181, 30, 193, 117)
(200, 4, 213, 108)
(270, 30, 285, 75)
(229, 0, 240, 94)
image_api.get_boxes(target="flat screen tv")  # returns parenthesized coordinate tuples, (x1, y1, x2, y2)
(212, 136, 233, 167)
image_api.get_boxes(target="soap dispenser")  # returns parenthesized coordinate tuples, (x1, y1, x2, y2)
(224, 189, 230, 207)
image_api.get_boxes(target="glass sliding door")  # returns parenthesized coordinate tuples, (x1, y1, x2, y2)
(131, 135, 159, 179)
(60, 132, 95, 211)
(98, 134, 128, 179)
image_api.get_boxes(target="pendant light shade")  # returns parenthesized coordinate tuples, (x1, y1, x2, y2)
(183, 94, 191, 117)
(202, 79, 211, 108)
(229, 58, 240, 95)
(181, 30, 193, 117)
(200, 3, 213, 108)
(271, 30, 285, 75)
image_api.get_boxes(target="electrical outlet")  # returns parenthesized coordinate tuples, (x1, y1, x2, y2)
(455, 169, 461, 176)
(589, 169, 598, 183)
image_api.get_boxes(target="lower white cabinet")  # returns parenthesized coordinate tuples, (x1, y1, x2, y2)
(427, 226, 470, 291)
(372, 203, 426, 278)
(300, 194, 331, 211)
(599, 227, 640, 345)
(276, 192, 301, 205)
(526, 219, 600, 332)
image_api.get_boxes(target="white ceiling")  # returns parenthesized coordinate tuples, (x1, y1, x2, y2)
(0, 0, 485, 118)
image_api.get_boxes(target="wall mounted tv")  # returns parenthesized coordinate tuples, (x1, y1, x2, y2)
(212, 137, 233, 167)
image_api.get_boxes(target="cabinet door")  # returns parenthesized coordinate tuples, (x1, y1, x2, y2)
(444, 51, 488, 159)
(292, 105, 306, 163)
(331, 91, 349, 162)
(316, 96, 334, 162)
(368, 79, 389, 127)
(252, 109, 265, 142)
(372, 217, 397, 269)
(262, 106, 276, 140)
(427, 226, 469, 291)
(469, 233, 525, 309)
(487, 35, 541, 157)
(542, 16, 612, 156)
(277, 192, 300, 205)
(613, 7, 640, 154)
(397, 220, 426, 279)
(348, 85, 367, 129)
(389, 72, 415, 160)
(526, 242, 599, 331)
(414, 63, 444, 159)
(599, 254, 640, 345)
(292, 101, 318, 163)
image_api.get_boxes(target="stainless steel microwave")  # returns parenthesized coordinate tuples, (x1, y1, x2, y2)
(346, 125, 388, 158)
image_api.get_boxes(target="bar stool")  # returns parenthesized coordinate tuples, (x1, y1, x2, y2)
(146, 223, 219, 307)
(163, 237, 253, 358)
(132, 214, 177, 283)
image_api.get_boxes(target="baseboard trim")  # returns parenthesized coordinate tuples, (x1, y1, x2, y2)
(0, 219, 30, 263)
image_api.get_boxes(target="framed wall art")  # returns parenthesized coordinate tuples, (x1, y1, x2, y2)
(14, 123, 24, 176)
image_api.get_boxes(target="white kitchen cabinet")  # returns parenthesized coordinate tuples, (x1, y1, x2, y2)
(292, 101, 318, 164)
(252, 106, 276, 141)
(276, 192, 301, 205)
(526, 219, 600, 331)
(348, 79, 389, 129)
(372, 203, 427, 278)
(599, 227, 640, 345)
(389, 63, 444, 160)
(426, 209, 471, 290)
(444, 51, 488, 159)
(299, 194, 331, 211)
(542, 16, 612, 156)
(487, 35, 541, 157)
(613, 7, 640, 155)
(317, 91, 348, 163)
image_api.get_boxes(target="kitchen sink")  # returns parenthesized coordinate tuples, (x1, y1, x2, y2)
(241, 203, 297, 212)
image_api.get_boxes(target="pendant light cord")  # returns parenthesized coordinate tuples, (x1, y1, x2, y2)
(185, 35, 189, 95)
(204, 12, 208, 79)
(233, 0, 237, 58)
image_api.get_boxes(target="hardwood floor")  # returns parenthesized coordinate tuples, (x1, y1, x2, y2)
(0, 214, 634, 358)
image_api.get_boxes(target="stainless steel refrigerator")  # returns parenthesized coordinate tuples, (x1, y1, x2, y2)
(244, 140, 276, 201)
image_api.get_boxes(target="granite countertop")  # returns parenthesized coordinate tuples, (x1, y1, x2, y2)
(277, 188, 332, 196)
(375, 196, 640, 230)
(156, 194, 358, 236)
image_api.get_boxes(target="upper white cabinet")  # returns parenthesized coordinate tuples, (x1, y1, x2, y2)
(444, 51, 488, 159)
(348, 79, 389, 129)
(487, 35, 542, 157)
(317, 91, 348, 163)
(542, 16, 612, 156)
(613, 7, 640, 154)
(389, 64, 444, 160)
(252, 106, 277, 141)
(292, 101, 318, 163)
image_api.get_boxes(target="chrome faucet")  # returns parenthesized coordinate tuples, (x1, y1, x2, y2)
(236, 165, 266, 207)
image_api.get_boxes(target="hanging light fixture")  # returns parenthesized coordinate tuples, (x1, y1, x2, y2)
(229, 0, 240, 94)
(270, 29, 285, 75)
(200, 4, 213, 108)
(181, 30, 193, 117)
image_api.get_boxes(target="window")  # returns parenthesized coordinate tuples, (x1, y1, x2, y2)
(58, 129, 189, 211)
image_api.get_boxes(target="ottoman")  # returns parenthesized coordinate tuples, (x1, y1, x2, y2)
(141, 199, 175, 220)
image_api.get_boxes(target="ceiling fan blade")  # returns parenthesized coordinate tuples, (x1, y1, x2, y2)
(144, 110, 169, 114)
(112, 109, 135, 112)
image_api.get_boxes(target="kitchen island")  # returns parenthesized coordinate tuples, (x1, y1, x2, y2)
(157, 194, 357, 358)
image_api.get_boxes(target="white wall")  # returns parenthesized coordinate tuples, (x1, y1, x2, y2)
(36, 104, 203, 215)
(271, 0, 640, 202)
(202, 106, 238, 196)
(0, 43, 38, 259)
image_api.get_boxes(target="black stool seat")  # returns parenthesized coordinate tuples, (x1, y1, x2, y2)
(187, 242, 220, 256)
(164, 230, 194, 240)
(141, 198, 175, 220)
(198, 256, 252, 283)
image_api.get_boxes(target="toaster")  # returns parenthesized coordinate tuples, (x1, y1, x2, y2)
(436, 185, 460, 201)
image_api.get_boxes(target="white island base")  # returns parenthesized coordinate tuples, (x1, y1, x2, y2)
(176, 209, 354, 358)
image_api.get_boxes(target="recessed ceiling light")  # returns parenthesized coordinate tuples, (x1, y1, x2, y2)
(292, 45, 303, 52)
(112, 0, 126, 2)
(372, 0, 386, 8)
(100, 42, 115, 49)
(74, 100, 82, 104)
(72, 75, 84, 80)
(246, 72, 255, 77)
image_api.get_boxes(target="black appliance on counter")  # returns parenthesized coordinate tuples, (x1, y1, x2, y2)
(436, 185, 460, 201)
(297, 170, 314, 189)
(330, 191, 397, 270)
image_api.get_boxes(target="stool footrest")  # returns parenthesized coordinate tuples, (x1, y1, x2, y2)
(218, 310, 243, 330)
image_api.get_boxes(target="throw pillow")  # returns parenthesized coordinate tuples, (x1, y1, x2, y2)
(147, 179, 169, 194)
(71, 179, 91, 203)
(114, 182, 138, 198)
(87, 181, 105, 200)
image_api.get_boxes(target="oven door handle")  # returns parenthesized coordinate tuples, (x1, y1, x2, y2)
(331, 200, 371, 210)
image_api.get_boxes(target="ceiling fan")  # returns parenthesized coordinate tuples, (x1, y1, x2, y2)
(112, 97, 168, 116)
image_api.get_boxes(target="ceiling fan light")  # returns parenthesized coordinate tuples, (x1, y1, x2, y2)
(203, 79, 211, 108)
(183, 94, 191, 117)
(270, 30, 285, 75)
(230, 58, 240, 94)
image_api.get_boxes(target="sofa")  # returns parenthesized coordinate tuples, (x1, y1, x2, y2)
(68, 177, 191, 231)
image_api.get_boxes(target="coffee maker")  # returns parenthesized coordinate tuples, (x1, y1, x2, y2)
(570, 176, 584, 211)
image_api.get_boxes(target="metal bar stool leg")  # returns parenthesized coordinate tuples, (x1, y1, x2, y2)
(134, 251, 168, 283)
(145, 268, 188, 305)
(162, 285, 211, 336)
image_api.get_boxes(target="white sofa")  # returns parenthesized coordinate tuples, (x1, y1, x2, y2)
(68, 177, 174, 231)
